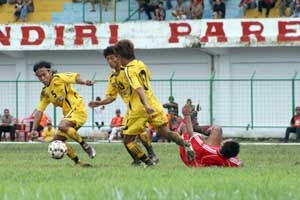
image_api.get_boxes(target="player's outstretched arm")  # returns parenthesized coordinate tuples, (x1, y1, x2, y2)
(136, 87, 154, 114)
(75, 75, 94, 86)
(182, 104, 194, 138)
(30, 110, 43, 138)
(88, 97, 115, 108)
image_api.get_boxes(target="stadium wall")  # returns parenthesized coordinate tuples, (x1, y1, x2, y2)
(1, 47, 300, 138)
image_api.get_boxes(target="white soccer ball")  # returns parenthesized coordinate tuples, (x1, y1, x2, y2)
(48, 140, 67, 159)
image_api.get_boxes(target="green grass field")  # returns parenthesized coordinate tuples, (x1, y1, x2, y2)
(0, 143, 300, 200)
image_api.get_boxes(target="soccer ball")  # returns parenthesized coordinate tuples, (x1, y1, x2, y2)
(48, 140, 67, 159)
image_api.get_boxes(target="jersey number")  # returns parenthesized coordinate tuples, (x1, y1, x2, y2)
(51, 90, 57, 98)
(139, 70, 149, 91)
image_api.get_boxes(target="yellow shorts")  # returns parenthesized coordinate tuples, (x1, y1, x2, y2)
(123, 111, 168, 135)
(63, 107, 87, 130)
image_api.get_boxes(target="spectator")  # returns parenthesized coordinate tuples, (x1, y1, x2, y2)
(0, 109, 15, 141)
(94, 96, 105, 130)
(279, 0, 293, 16)
(291, 0, 300, 17)
(144, 0, 159, 20)
(108, 109, 123, 143)
(239, 0, 257, 16)
(284, 106, 300, 142)
(163, 96, 178, 116)
(154, 1, 166, 20)
(190, 0, 203, 19)
(14, 0, 33, 22)
(37, 121, 55, 142)
(212, 0, 226, 19)
(172, 0, 189, 20)
(258, 0, 276, 17)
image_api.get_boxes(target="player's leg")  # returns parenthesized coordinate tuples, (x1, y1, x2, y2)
(123, 117, 154, 166)
(204, 126, 223, 146)
(58, 119, 96, 159)
(123, 134, 153, 166)
(138, 131, 159, 164)
(108, 127, 118, 142)
(123, 142, 142, 166)
(284, 127, 294, 142)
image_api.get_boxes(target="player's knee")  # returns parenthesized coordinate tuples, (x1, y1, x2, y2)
(211, 126, 222, 135)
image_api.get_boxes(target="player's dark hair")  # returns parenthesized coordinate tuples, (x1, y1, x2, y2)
(220, 141, 240, 158)
(96, 96, 101, 101)
(33, 61, 52, 72)
(113, 40, 135, 60)
(103, 46, 114, 58)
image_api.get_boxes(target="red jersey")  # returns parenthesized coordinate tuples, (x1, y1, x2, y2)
(179, 133, 242, 167)
(291, 115, 300, 127)
(111, 116, 123, 127)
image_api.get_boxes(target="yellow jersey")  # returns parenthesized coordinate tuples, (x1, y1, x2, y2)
(42, 127, 55, 141)
(105, 67, 132, 108)
(124, 59, 164, 118)
(37, 73, 86, 116)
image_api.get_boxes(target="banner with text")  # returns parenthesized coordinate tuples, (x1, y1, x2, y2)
(0, 18, 300, 50)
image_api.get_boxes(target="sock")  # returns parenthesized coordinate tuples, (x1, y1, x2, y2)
(124, 143, 139, 162)
(65, 143, 79, 163)
(66, 127, 83, 144)
(126, 142, 149, 163)
(167, 131, 185, 147)
(139, 131, 155, 157)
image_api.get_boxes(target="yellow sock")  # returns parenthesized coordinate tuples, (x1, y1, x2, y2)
(126, 142, 146, 159)
(65, 142, 78, 162)
(66, 127, 83, 144)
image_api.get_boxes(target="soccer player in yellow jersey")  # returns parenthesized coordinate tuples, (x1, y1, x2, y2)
(112, 40, 195, 162)
(30, 61, 96, 167)
(89, 46, 158, 166)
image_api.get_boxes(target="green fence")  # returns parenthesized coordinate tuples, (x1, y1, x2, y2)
(0, 75, 298, 130)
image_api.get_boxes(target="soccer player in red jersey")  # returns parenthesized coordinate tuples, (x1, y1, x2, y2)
(178, 104, 242, 167)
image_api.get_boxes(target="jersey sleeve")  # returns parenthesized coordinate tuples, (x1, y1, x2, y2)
(125, 67, 143, 90)
(37, 91, 50, 112)
(55, 73, 79, 84)
(105, 77, 118, 99)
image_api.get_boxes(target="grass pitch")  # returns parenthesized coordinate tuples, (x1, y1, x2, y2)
(0, 143, 299, 200)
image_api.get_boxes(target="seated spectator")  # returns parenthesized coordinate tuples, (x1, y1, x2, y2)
(99, 109, 123, 142)
(163, 96, 178, 116)
(291, 0, 300, 17)
(239, 0, 257, 15)
(37, 121, 55, 142)
(279, 0, 293, 16)
(258, 0, 276, 17)
(14, 0, 33, 22)
(0, 109, 15, 141)
(108, 109, 123, 142)
(212, 0, 225, 19)
(172, 0, 189, 20)
(284, 106, 300, 142)
(94, 96, 105, 130)
(154, 1, 166, 20)
(190, 0, 203, 19)
(144, 0, 159, 20)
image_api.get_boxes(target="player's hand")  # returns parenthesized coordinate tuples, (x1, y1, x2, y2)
(145, 105, 155, 115)
(88, 101, 99, 108)
(85, 80, 94, 86)
(30, 130, 38, 138)
(182, 104, 193, 116)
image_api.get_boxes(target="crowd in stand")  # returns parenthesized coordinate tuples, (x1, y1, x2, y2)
(240, 0, 300, 17)
(0, 0, 33, 22)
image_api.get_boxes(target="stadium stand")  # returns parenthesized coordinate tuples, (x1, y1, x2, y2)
(0, 0, 289, 24)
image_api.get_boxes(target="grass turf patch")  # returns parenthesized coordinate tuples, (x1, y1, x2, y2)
(0, 143, 299, 200)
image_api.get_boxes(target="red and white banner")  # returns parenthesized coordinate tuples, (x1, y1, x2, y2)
(0, 18, 300, 50)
